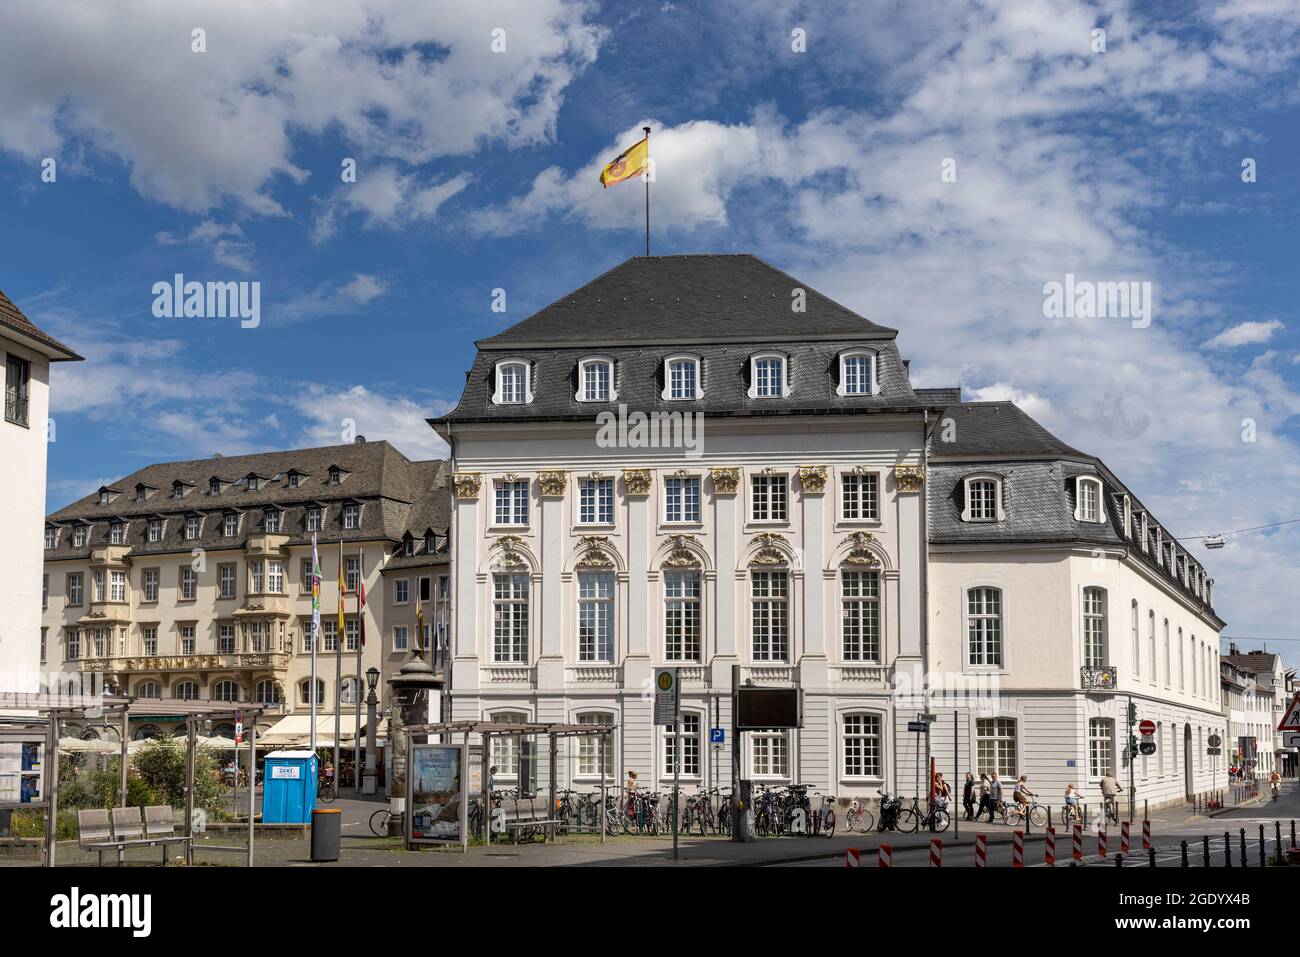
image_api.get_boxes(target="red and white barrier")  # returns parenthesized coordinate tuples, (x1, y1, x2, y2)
(974, 832, 988, 868)
(1072, 824, 1083, 861)
(845, 847, 860, 868)
(1098, 828, 1108, 858)
(1044, 826, 1056, 866)
(1142, 819, 1151, 851)
(1011, 829, 1024, 868)
(878, 844, 893, 868)
(929, 838, 943, 868)
(1120, 821, 1130, 854)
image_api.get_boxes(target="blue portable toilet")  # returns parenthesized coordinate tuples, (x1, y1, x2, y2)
(261, 750, 318, 824)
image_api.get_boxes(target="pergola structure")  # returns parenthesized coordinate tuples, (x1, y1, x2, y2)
(0, 692, 265, 866)
(405, 720, 618, 845)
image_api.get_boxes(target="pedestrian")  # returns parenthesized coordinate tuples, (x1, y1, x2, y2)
(962, 771, 977, 821)
(986, 772, 1002, 823)
(978, 771, 990, 819)
(934, 773, 951, 812)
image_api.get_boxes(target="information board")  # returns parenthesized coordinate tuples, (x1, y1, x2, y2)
(0, 737, 44, 807)
(406, 743, 467, 848)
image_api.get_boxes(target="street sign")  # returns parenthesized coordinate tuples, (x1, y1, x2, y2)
(1284, 732, 1300, 749)
(709, 727, 725, 745)
(1208, 733, 1222, 748)
(919, 713, 938, 723)
(654, 669, 679, 726)
(1139, 741, 1156, 756)
(1278, 692, 1300, 732)
(1138, 719, 1156, 736)
(1207, 747, 1221, 756)
(907, 721, 929, 733)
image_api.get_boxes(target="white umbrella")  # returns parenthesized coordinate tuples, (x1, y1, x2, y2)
(58, 736, 118, 753)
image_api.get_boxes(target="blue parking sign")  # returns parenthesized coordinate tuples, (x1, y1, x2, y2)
(709, 728, 725, 744)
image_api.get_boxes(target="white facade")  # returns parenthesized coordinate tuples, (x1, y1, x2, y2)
(444, 417, 929, 795)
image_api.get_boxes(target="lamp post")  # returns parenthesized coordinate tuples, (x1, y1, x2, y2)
(363, 666, 380, 796)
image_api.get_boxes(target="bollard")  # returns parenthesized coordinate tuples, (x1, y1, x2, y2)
(1045, 826, 1056, 867)
(1202, 835, 1210, 867)
(1240, 828, 1247, 867)
(1181, 840, 1189, 867)
(1277, 822, 1284, 865)
(845, 847, 861, 868)
(1098, 827, 1108, 858)
(1144, 799, 1148, 821)
(929, 838, 943, 868)
(1142, 818, 1151, 851)
(1115, 852, 1123, 868)
(1072, 824, 1084, 862)
(878, 844, 893, 868)
(1149, 847, 1156, 867)
(1260, 825, 1267, 868)
(1224, 832, 1232, 867)
(1292, 819, 1296, 850)
(1011, 829, 1024, 868)
(1120, 820, 1130, 854)
(974, 832, 987, 868)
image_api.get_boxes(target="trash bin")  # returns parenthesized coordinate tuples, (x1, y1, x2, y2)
(311, 808, 341, 862)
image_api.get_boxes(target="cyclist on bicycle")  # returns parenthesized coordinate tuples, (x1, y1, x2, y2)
(1063, 783, 1080, 816)
(1013, 774, 1034, 811)
(1269, 769, 1281, 799)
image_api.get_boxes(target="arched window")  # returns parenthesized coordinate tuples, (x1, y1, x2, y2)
(747, 353, 788, 399)
(576, 357, 615, 402)
(1130, 600, 1140, 677)
(962, 475, 1005, 522)
(213, 679, 241, 702)
(492, 359, 531, 405)
(1074, 476, 1105, 523)
(173, 681, 200, 700)
(135, 680, 161, 699)
(300, 679, 325, 706)
(255, 679, 282, 705)
(662, 355, 702, 400)
(836, 350, 877, 397)
(966, 587, 1003, 668)
(1082, 587, 1106, 667)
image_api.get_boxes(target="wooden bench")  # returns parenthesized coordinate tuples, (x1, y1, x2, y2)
(499, 797, 559, 844)
(77, 806, 194, 866)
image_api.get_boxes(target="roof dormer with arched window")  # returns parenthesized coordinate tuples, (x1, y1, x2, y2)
(492, 358, 533, 405)
(575, 355, 616, 402)
(835, 348, 878, 397)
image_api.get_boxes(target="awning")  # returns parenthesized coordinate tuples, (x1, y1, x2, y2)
(259, 714, 357, 747)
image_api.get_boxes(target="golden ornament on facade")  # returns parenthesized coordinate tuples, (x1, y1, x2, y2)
(843, 530, 880, 565)
(575, 536, 615, 568)
(453, 472, 482, 500)
(623, 468, 653, 496)
(662, 534, 702, 568)
(493, 535, 528, 568)
(893, 464, 925, 492)
(538, 470, 567, 496)
(799, 465, 828, 494)
(710, 467, 740, 495)
(749, 531, 790, 566)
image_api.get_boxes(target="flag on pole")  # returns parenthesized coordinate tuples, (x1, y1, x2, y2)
(415, 583, 425, 655)
(337, 538, 346, 640)
(599, 134, 649, 188)
(357, 556, 366, 648)
(309, 534, 321, 752)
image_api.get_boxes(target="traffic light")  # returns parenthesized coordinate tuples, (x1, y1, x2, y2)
(1127, 702, 1138, 726)
(1129, 735, 1139, 758)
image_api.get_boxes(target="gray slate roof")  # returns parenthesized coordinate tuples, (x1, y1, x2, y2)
(438, 254, 947, 425)
(479, 254, 896, 348)
(0, 289, 81, 361)
(45, 441, 450, 560)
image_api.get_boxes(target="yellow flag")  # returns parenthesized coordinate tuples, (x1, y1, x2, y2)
(599, 135, 649, 188)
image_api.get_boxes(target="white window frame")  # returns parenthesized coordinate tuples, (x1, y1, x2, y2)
(223, 513, 238, 536)
(961, 474, 1005, 522)
(1082, 586, 1107, 668)
(836, 349, 877, 397)
(577, 571, 615, 663)
(110, 522, 126, 545)
(1074, 476, 1106, 523)
(1088, 717, 1114, 780)
(750, 569, 789, 662)
(494, 479, 530, 527)
(663, 712, 703, 780)
(839, 470, 880, 522)
(394, 579, 409, 605)
(662, 354, 702, 401)
(749, 472, 788, 523)
(663, 570, 702, 662)
(577, 477, 615, 525)
(343, 504, 360, 530)
(393, 625, 408, 653)
(492, 573, 530, 663)
(492, 359, 532, 405)
(179, 567, 197, 601)
(575, 711, 615, 780)
(575, 356, 616, 402)
(747, 352, 789, 399)
(841, 569, 881, 663)
(750, 730, 790, 781)
(841, 712, 883, 779)
(663, 474, 702, 524)
(966, 585, 1004, 669)
(147, 518, 163, 543)
(975, 717, 1018, 778)
(143, 568, 159, 603)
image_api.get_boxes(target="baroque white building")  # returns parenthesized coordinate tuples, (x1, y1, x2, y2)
(0, 290, 80, 699)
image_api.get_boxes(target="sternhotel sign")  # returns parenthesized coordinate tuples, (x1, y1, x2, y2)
(78, 654, 281, 672)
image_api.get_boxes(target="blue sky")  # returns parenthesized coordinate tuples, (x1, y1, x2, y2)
(1, 0, 1298, 664)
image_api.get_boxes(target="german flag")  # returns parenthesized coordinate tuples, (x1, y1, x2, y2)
(599, 134, 649, 188)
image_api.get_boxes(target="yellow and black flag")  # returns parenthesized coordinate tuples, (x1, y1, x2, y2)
(599, 134, 649, 188)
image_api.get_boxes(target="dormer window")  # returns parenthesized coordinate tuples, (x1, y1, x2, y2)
(288, 471, 300, 489)
(343, 504, 360, 529)
(493, 360, 531, 405)
(403, 535, 415, 557)
(961, 475, 1005, 522)
(663, 355, 702, 401)
(1122, 495, 1132, 538)
(1137, 512, 1148, 552)
(306, 507, 322, 532)
(748, 353, 788, 399)
(1074, 476, 1105, 523)
(836, 350, 877, 397)
(72, 524, 88, 547)
(135, 485, 149, 502)
(209, 478, 221, 495)
(172, 481, 185, 498)
(264, 509, 280, 533)
(98, 489, 111, 505)
(328, 467, 341, 486)
(185, 515, 200, 540)
(147, 518, 163, 543)
(247, 475, 259, 491)
(576, 357, 615, 402)
(44, 527, 56, 549)
(110, 522, 126, 545)
(425, 532, 436, 554)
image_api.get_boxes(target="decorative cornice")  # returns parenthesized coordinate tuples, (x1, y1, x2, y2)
(623, 469, 652, 496)
(799, 465, 827, 494)
(710, 467, 740, 495)
(894, 464, 925, 493)
(538, 470, 567, 497)
(749, 531, 790, 566)
(843, 530, 880, 566)
(453, 472, 482, 500)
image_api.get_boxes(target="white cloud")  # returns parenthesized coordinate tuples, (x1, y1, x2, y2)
(0, 0, 602, 214)
(1202, 319, 1284, 349)
(312, 168, 473, 242)
(275, 274, 388, 324)
(289, 384, 453, 460)
(156, 219, 256, 273)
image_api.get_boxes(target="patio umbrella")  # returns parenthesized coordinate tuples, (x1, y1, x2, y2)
(58, 736, 118, 753)
(201, 735, 240, 750)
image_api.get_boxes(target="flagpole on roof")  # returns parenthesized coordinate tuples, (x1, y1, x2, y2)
(643, 126, 651, 256)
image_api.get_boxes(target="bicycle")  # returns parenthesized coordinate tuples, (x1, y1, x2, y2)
(317, 778, 337, 803)
(844, 796, 876, 833)
(1058, 802, 1082, 826)
(1101, 795, 1121, 825)
(1003, 798, 1048, 828)
(814, 792, 836, 837)
(897, 795, 950, 833)
(369, 807, 391, 836)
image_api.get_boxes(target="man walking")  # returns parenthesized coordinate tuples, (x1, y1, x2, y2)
(986, 772, 1002, 823)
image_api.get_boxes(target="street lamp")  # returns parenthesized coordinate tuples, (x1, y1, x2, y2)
(362, 667, 381, 796)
